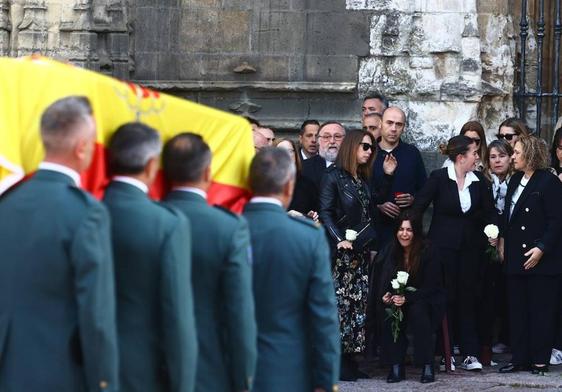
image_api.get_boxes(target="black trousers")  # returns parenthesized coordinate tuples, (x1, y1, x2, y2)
(380, 302, 435, 366)
(439, 247, 481, 357)
(507, 274, 561, 365)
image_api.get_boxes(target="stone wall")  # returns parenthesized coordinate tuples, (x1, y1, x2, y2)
(0, 0, 521, 166)
(350, 0, 517, 151)
(0, 0, 130, 78)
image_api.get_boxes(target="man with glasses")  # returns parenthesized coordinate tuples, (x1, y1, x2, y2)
(256, 127, 276, 146)
(292, 121, 346, 213)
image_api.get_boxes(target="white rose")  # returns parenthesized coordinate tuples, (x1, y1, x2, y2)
(396, 271, 409, 285)
(484, 224, 499, 239)
(345, 229, 358, 241)
(391, 279, 400, 290)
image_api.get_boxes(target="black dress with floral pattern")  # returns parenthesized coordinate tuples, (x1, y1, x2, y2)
(332, 178, 372, 354)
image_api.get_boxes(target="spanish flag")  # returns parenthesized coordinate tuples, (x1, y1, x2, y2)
(0, 56, 254, 211)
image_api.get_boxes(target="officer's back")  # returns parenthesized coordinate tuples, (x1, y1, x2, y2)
(162, 133, 256, 392)
(243, 147, 340, 392)
(0, 96, 118, 392)
(103, 123, 197, 392)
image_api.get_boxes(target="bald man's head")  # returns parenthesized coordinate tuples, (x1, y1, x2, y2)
(380, 107, 406, 148)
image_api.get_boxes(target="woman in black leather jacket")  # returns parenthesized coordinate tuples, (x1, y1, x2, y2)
(319, 129, 395, 381)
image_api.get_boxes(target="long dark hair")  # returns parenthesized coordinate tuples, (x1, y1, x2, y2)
(390, 210, 425, 279)
(335, 129, 375, 180)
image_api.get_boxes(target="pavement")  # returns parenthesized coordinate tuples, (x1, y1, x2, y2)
(339, 355, 562, 391)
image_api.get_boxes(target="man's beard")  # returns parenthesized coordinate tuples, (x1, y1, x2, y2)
(319, 147, 338, 163)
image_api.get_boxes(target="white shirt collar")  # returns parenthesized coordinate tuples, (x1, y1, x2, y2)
(172, 186, 207, 200)
(249, 196, 283, 207)
(113, 176, 149, 193)
(300, 149, 309, 160)
(38, 162, 81, 187)
(447, 164, 479, 191)
(325, 159, 333, 168)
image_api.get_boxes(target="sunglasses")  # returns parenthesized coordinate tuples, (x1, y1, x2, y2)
(360, 142, 373, 151)
(468, 137, 481, 146)
(497, 133, 516, 141)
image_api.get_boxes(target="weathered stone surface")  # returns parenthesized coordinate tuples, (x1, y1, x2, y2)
(306, 11, 371, 56)
(410, 13, 464, 54)
(256, 11, 305, 55)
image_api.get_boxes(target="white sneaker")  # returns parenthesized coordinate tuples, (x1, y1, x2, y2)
(492, 343, 508, 354)
(550, 348, 562, 365)
(459, 356, 483, 371)
(439, 356, 456, 372)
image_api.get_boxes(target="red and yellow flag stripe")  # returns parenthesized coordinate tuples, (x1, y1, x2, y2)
(0, 56, 254, 211)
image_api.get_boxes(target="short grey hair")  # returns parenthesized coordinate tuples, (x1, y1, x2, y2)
(108, 122, 162, 175)
(250, 147, 296, 195)
(40, 96, 93, 153)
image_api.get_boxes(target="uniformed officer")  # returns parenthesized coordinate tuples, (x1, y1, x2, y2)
(243, 147, 340, 392)
(0, 96, 119, 391)
(104, 123, 197, 392)
(162, 132, 257, 392)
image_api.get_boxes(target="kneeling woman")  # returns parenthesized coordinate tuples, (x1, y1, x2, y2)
(378, 211, 445, 383)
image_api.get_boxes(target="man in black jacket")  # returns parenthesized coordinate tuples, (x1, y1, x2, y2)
(291, 121, 346, 213)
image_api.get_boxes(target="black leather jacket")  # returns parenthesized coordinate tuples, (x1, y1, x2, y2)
(319, 166, 379, 249)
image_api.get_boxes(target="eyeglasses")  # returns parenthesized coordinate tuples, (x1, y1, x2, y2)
(497, 133, 517, 141)
(468, 137, 481, 146)
(359, 142, 373, 151)
(317, 133, 344, 142)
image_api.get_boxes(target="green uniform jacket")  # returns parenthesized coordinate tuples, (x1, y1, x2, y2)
(164, 190, 257, 392)
(0, 170, 119, 392)
(243, 202, 340, 392)
(103, 181, 197, 392)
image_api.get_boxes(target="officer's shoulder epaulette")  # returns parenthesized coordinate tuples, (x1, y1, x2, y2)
(288, 214, 322, 230)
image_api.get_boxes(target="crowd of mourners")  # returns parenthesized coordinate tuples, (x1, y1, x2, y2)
(1, 93, 562, 392)
(252, 93, 562, 384)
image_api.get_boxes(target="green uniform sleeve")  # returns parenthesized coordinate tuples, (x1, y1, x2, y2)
(222, 217, 257, 391)
(308, 229, 340, 391)
(70, 203, 119, 392)
(160, 214, 198, 392)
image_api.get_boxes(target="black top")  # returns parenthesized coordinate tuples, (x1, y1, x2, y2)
(376, 243, 446, 328)
(318, 166, 377, 250)
(412, 167, 495, 250)
(291, 155, 329, 214)
(501, 169, 562, 275)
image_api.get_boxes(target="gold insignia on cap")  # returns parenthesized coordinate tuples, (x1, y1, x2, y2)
(99, 381, 108, 389)
(332, 385, 339, 392)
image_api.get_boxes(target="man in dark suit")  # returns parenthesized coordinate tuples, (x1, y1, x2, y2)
(244, 147, 340, 392)
(104, 123, 197, 392)
(291, 121, 346, 214)
(0, 96, 119, 391)
(162, 133, 257, 392)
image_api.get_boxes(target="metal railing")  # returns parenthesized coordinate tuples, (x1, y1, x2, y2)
(516, 0, 562, 137)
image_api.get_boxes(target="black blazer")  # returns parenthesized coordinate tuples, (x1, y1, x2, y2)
(318, 166, 376, 249)
(501, 170, 562, 275)
(412, 168, 495, 251)
(291, 155, 329, 213)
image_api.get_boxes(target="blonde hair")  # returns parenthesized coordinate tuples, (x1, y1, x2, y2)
(517, 135, 550, 171)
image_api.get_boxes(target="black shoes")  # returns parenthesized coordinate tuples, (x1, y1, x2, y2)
(498, 363, 530, 373)
(420, 364, 435, 383)
(340, 355, 358, 381)
(531, 364, 549, 375)
(386, 364, 405, 383)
